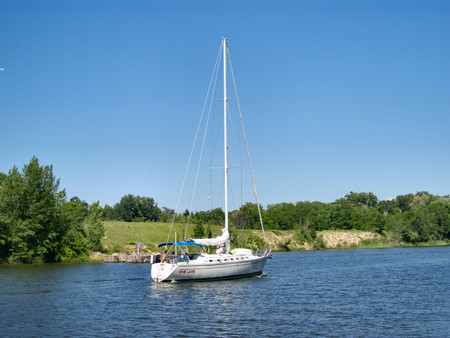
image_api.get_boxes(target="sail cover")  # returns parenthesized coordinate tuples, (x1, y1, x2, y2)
(190, 228, 229, 246)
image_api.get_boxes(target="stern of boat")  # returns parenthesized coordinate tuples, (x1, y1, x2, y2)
(151, 262, 176, 282)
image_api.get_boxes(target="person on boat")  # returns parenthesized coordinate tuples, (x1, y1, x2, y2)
(161, 250, 169, 263)
(180, 248, 189, 262)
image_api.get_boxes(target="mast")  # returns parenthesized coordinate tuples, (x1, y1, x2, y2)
(223, 37, 230, 253)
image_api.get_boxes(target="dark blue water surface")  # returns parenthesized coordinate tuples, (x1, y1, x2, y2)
(1, 247, 449, 337)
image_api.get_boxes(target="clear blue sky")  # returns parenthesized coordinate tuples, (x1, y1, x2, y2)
(1, 0, 449, 211)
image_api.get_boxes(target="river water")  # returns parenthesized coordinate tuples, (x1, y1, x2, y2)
(1, 247, 449, 337)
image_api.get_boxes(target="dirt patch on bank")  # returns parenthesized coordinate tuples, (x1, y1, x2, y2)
(263, 230, 380, 251)
(321, 231, 379, 248)
(264, 231, 289, 248)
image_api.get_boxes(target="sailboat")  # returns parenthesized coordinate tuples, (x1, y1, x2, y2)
(150, 38, 270, 282)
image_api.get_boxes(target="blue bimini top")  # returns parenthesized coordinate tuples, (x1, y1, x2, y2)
(157, 241, 205, 248)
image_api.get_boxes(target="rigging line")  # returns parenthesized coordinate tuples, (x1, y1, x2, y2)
(227, 99, 245, 207)
(209, 102, 215, 213)
(209, 97, 219, 212)
(185, 67, 218, 237)
(228, 48, 267, 247)
(232, 192, 255, 220)
(165, 42, 222, 246)
(184, 42, 222, 240)
(210, 88, 222, 211)
(228, 173, 236, 215)
(209, 162, 213, 212)
(224, 93, 245, 209)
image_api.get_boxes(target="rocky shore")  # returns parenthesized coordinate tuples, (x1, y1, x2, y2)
(90, 251, 152, 263)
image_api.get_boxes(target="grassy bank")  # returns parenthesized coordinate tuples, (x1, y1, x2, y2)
(102, 221, 222, 254)
(101, 221, 448, 254)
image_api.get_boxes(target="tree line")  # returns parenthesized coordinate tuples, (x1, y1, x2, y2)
(0, 158, 104, 263)
(104, 190, 449, 245)
(235, 191, 450, 245)
(1, 158, 449, 262)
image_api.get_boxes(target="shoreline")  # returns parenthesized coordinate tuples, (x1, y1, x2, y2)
(94, 241, 449, 263)
(1, 241, 448, 265)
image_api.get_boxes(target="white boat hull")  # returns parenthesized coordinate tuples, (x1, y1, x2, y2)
(151, 254, 268, 282)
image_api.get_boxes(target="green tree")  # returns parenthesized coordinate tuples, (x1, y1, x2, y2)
(193, 220, 205, 238)
(385, 214, 405, 244)
(210, 208, 225, 224)
(114, 195, 161, 222)
(0, 167, 23, 261)
(101, 204, 117, 220)
(344, 191, 378, 207)
(205, 223, 213, 238)
(305, 202, 331, 231)
(0, 158, 67, 263)
(193, 208, 226, 226)
(69, 197, 89, 218)
(331, 200, 363, 230)
(114, 194, 138, 222)
(411, 192, 432, 210)
(266, 203, 296, 230)
(161, 207, 175, 222)
(85, 202, 104, 252)
(233, 203, 260, 229)
(59, 199, 89, 260)
(194, 211, 209, 224)
(427, 201, 450, 240)
(377, 199, 399, 215)
(365, 207, 386, 234)
(396, 194, 414, 212)
(136, 196, 161, 221)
